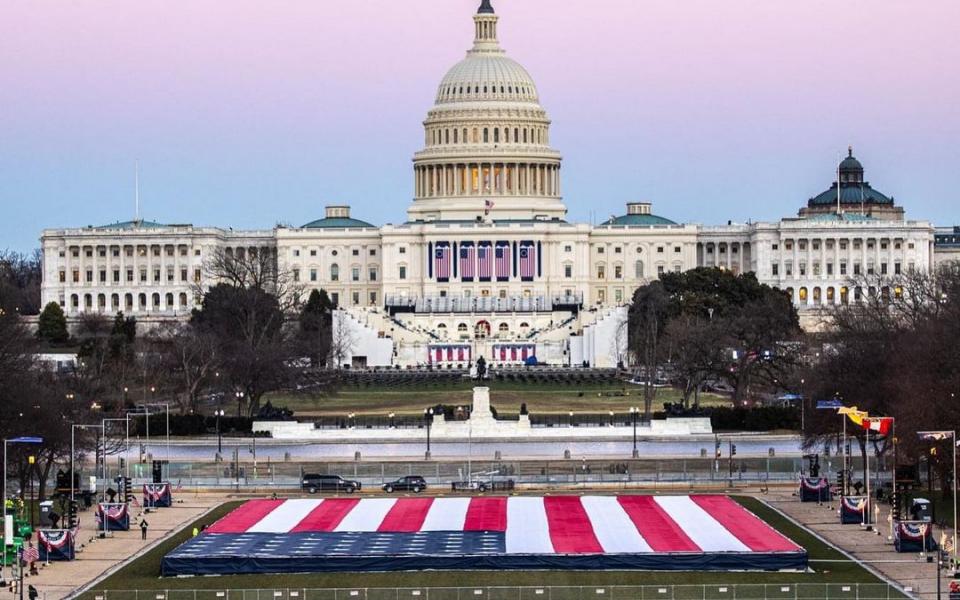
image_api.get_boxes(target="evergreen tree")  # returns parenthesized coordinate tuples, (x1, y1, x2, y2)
(36, 301, 69, 344)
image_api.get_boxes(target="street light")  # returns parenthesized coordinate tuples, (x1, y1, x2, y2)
(629, 407, 640, 458)
(424, 408, 434, 460)
(2, 436, 43, 584)
(215, 409, 225, 455)
(235, 391, 245, 418)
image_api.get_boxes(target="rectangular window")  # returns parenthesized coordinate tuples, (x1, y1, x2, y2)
(564, 245, 572, 252)
(813, 263, 820, 276)
(674, 247, 681, 253)
(657, 247, 664, 253)
(615, 288, 623, 303)
(352, 267, 360, 282)
(153, 270, 161, 282)
(657, 265, 665, 275)
(564, 264, 572, 278)
(881, 263, 888, 275)
(399, 266, 407, 280)
(99, 270, 106, 283)
(854, 263, 861, 275)
(399, 247, 407, 254)
(181, 269, 187, 282)
(352, 291, 360, 305)
(293, 249, 300, 257)
(194, 268, 202, 283)
(799, 263, 806, 277)
(140, 270, 147, 282)
(369, 268, 377, 282)
(85, 270, 93, 282)
(772, 244, 779, 251)
(772, 263, 779, 276)
(59, 271, 66, 283)
(614, 265, 622, 279)
(370, 249, 377, 257)
(352, 249, 359, 257)
(113, 270, 120, 283)
(167, 269, 174, 282)
(310, 269, 317, 282)
(331, 293, 339, 306)
(597, 247, 604, 254)
(826, 263, 833, 276)
(840, 263, 847, 276)
(597, 266, 605, 279)
(127, 269, 134, 282)
(894, 262, 901, 275)
(614, 247, 622, 254)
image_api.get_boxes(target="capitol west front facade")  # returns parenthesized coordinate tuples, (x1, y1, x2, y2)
(40, 2, 946, 368)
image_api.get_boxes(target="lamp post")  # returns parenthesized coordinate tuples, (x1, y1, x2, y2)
(629, 407, 639, 458)
(3, 436, 43, 584)
(235, 391, 244, 418)
(424, 408, 434, 460)
(215, 409, 225, 455)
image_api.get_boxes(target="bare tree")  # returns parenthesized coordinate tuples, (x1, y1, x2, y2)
(329, 310, 357, 369)
(153, 322, 219, 414)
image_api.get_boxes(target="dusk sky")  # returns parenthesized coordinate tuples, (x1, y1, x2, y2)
(2, 0, 958, 252)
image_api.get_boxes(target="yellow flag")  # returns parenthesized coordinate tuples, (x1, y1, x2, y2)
(837, 406, 868, 426)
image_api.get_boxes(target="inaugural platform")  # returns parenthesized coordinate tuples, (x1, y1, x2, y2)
(162, 495, 807, 575)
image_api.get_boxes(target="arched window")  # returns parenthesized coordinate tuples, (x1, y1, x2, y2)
(826, 287, 835, 304)
(180, 293, 188, 307)
(840, 287, 849, 304)
(457, 323, 468, 333)
(635, 261, 644, 278)
(436, 323, 447, 338)
(798, 287, 808, 303)
(812, 287, 822, 305)
(124, 293, 133, 310)
(97, 294, 106, 310)
(70, 294, 79, 309)
(165, 293, 174, 308)
(152, 293, 161, 308)
(84, 294, 92, 309)
(498, 322, 509, 333)
(330, 264, 340, 281)
(111, 294, 119, 309)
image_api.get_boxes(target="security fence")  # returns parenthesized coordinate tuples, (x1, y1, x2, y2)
(119, 456, 821, 489)
(81, 583, 912, 600)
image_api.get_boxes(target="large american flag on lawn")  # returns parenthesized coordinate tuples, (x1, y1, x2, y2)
(459, 243, 475, 281)
(477, 242, 493, 281)
(519, 241, 536, 281)
(495, 242, 511, 281)
(434, 243, 451, 282)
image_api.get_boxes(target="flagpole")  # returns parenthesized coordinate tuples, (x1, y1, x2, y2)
(842, 415, 847, 496)
(865, 430, 871, 526)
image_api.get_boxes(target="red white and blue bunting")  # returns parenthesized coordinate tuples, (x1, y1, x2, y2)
(798, 477, 832, 502)
(839, 496, 867, 524)
(95, 502, 131, 531)
(492, 344, 537, 364)
(38, 529, 75, 561)
(428, 344, 472, 364)
(894, 521, 937, 552)
(144, 482, 173, 507)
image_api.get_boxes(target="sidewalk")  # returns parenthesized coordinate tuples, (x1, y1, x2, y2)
(767, 490, 953, 600)
(3, 492, 227, 600)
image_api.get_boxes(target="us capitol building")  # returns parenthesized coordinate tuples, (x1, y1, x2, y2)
(40, 1, 955, 368)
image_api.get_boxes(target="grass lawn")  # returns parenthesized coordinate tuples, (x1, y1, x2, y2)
(267, 383, 730, 417)
(83, 495, 902, 597)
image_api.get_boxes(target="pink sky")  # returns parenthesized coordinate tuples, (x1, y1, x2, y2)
(1, 0, 958, 248)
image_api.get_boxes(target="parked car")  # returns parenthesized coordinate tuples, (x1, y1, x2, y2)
(382, 476, 427, 493)
(450, 479, 515, 493)
(301, 474, 361, 494)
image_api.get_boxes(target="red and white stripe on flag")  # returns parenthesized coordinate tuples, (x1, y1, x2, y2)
(495, 242, 510, 281)
(460, 244, 475, 280)
(205, 496, 802, 555)
(519, 242, 536, 281)
(434, 244, 451, 281)
(477, 243, 492, 281)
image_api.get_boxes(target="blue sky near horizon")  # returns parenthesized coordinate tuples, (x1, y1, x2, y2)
(2, 0, 958, 252)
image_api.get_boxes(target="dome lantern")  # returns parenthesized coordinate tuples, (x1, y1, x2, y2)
(838, 146, 864, 184)
(472, 0, 500, 53)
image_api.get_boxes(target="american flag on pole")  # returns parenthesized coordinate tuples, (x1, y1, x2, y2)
(22, 545, 39, 564)
(495, 242, 510, 281)
(460, 243, 475, 281)
(477, 242, 492, 281)
(519, 241, 536, 281)
(434, 243, 451, 282)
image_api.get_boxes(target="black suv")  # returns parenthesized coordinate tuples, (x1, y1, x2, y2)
(382, 476, 427, 493)
(301, 474, 362, 494)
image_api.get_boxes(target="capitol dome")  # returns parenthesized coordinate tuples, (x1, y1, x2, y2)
(435, 54, 540, 105)
(408, 0, 567, 223)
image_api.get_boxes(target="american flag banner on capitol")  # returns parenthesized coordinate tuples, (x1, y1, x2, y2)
(459, 242, 476, 281)
(519, 241, 536, 281)
(478, 242, 493, 281)
(495, 241, 511, 281)
(434, 242, 451, 282)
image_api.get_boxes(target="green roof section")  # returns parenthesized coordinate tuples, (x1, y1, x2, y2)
(92, 220, 169, 230)
(805, 212, 879, 223)
(599, 203, 678, 227)
(600, 213, 678, 227)
(302, 217, 375, 229)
